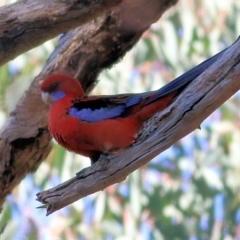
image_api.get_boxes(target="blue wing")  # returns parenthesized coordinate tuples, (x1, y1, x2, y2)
(68, 95, 142, 122)
(68, 104, 125, 122)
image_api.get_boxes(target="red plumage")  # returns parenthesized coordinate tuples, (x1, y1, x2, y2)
(41, 74, 176, 163)
(40, 51, 222, 164)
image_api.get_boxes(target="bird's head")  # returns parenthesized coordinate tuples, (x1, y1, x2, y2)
(40, 74, 85, 105)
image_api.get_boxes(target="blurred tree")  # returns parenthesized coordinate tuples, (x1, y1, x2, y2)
(0, 0, 240, 239)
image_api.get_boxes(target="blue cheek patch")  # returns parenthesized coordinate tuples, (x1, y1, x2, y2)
(50, 91, 65, 102)
(69, 105, 125, 122)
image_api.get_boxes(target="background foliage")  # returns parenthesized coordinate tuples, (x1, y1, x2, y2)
(1, 0, 240, 239)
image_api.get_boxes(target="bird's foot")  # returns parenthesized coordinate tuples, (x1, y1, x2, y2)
(90, 152, 111, 165)
(75, 153, 110, 179)
(99, 152, 111, 163)
(76, 166, 89, 179)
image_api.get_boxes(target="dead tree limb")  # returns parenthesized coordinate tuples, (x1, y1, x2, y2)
(36, 38, 240, 215)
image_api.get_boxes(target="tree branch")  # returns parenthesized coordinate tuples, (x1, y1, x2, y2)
(0, 0, 178, 207)
(0, 0, 177, 65)
(0, 0, 122, 65)
(36, 38, 240, 215)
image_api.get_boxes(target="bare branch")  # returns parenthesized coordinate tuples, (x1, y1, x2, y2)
(0, 0, 178, 206)
(0, 0, 123, 65)
(0, 0, 178, 65)
(36, 38, 240, 215)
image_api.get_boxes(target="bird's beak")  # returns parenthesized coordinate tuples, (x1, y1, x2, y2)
(41, 92, 50, 104)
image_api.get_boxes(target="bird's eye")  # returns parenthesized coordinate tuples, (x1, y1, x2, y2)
(49, 82, 59, 92)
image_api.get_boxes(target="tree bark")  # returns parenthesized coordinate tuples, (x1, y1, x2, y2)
(0, 0, 178, 207)
(36, 38, 240, 215)
(0, 0, 122, 65)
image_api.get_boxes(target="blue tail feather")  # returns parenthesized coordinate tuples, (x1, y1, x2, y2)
(146, 48, 227, 105)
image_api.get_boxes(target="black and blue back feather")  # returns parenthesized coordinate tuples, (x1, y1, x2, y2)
(68, 48, 226, 123)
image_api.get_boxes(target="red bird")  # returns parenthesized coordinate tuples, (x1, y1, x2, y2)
(40, 51, 223, 167)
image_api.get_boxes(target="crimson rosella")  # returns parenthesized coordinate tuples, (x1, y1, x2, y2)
(40, 50, 223, 167)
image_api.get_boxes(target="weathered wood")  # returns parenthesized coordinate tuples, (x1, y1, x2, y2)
(36, 38, 240, 215)
(0, 0, 122, 65)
